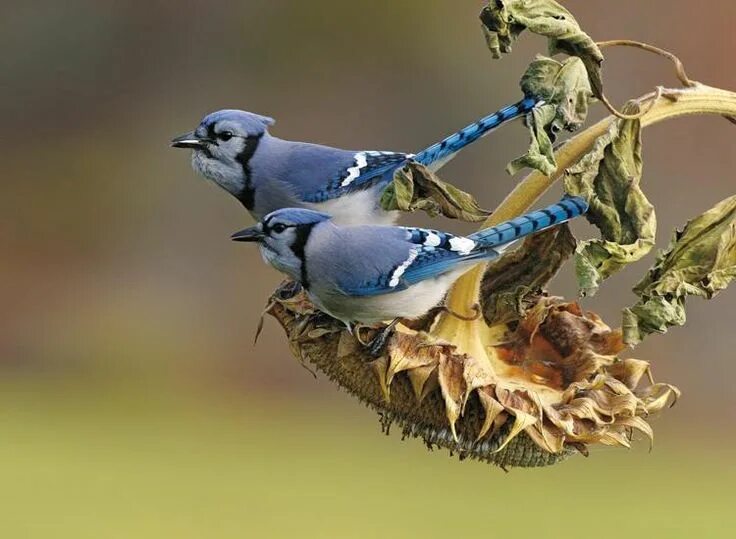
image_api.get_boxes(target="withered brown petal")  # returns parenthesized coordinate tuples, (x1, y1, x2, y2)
(407, 365, 439, 404)
(370, 356, 391, 403)
(438, 353, 468, 442)
(477, 390, 506, 441)
(386, 331, 441, 388)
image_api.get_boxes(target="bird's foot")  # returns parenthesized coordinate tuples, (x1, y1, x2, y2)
(365, 319, 399, 359)
(277, 280, 303, 300)
(311, 311, 337, 328)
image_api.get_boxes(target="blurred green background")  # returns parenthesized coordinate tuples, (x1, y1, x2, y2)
(2, 1, 735, 537)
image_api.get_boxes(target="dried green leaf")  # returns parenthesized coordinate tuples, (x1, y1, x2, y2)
(380, 162, 491, 222)
(623, 196, 736, 345)
(507, 104, 557, 177)
(564, 103, 657, 296)
(509, 56, 594, 176)
(479, 0, 604, 98)
(480, 224, 576, 326)
(522, 56, 594, 129)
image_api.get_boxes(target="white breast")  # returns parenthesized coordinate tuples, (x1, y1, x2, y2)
(307, 185, 398, 226)
(310, 269, 468, 326)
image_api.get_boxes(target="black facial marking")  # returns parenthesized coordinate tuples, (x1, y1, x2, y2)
(234, 133, 264, 210)
(261, 214, 275, 232)
(290, 224, 316, 289)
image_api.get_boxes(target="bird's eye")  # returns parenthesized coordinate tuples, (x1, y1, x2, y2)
(217, 131, 234, 141)
(271, 223, 287, 234)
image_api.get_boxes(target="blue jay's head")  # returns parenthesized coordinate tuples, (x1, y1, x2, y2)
(231, 209, 332, 283)
(171, 110, 275, 200)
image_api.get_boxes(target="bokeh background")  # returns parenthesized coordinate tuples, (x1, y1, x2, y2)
(2, 1, 735, 537)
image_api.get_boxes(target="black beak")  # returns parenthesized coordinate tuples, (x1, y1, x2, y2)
(171, 131, 211, 150)
(231, 226, 265, 243)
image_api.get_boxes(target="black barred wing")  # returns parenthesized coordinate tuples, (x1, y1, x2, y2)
(301, 151, 411, 203)
(399, 228, 496, 286)
(339, 227, 496, 297)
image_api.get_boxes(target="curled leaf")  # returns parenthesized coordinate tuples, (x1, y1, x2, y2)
(479, 0, 604, 98)
(507, 105, 558, 177)
(623, 195, 736, 345)
(380, 162, 491, 222)
(564, 103, 657, 296)
(509, 56, 594, 176)
(480, 224, 576, 326)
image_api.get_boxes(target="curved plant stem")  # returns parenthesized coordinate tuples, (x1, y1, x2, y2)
(433, 84, 736, 347)
(596, 39, 696, 87)
(594, 39, 697, 120)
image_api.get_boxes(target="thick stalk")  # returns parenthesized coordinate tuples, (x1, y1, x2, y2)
(433, 84, 736, 345)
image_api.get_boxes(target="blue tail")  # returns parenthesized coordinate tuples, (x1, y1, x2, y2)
(470, 196, 588, 248)
(412, 96, 540, 171)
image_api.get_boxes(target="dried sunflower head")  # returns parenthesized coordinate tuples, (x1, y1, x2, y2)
(266, 283, 679, 469)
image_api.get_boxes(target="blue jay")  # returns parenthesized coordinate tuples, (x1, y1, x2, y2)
(172, 96, 541, 225)
(231, 196, 588, 334)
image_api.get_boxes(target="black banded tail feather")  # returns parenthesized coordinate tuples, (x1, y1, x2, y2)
(413, 96, 540, 169)
(469, 196, 589, 248)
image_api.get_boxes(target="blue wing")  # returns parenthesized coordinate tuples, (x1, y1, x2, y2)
(333, 196, 589, 297)
(337, 227, 496, 297)
(294, 96, 540, 204)
(300, 151, 411, 203)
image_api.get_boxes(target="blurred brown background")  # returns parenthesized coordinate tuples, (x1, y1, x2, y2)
(1, 1, 735, 537)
